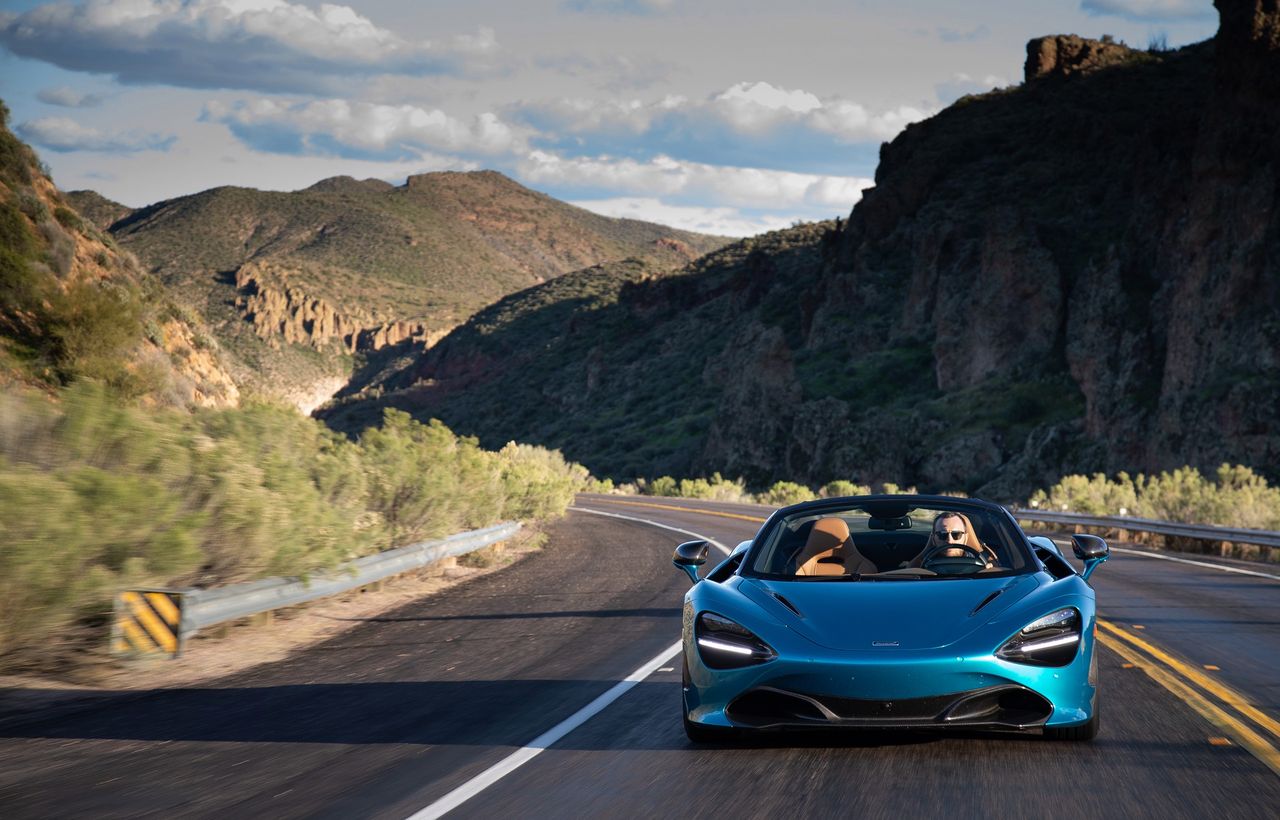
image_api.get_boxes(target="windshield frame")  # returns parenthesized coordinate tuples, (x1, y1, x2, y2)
(739, 494, 1038, 582)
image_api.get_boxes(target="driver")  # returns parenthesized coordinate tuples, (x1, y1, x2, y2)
(908, 511, 999, 569)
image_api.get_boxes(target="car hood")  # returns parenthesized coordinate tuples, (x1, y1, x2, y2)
(738, 574, 1043, 651)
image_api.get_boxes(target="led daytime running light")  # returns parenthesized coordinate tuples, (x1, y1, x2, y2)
(697, 636, 755, 656)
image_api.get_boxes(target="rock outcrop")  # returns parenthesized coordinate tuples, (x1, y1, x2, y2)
(233, 262, 433, 353)
(1024, 34, 1142, 82)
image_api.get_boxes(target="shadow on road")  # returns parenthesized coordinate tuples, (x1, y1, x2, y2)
(0, 679, 1060, 751)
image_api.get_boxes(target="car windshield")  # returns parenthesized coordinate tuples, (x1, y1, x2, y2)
(745, 498, 1032, 581)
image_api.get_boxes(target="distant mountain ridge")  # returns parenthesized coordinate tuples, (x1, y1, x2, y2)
(85, 169, 729, 407)
(321, 0, 1280, 499)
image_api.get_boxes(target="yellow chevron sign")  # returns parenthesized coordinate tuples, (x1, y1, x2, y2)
(112, 590, 183, 657)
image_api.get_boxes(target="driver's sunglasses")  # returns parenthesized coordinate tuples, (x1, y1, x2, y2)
(935, 529, 966, 540)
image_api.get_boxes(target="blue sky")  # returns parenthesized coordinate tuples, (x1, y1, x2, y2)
(0, 0, 1218, 235)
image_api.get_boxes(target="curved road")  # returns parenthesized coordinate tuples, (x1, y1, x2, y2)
(1, 494, 1278, 818)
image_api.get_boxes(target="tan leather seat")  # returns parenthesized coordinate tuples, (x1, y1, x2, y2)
(794, 517, 878, 576)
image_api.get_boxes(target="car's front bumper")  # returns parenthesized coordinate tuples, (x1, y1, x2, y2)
(684, 637, 1097, 731)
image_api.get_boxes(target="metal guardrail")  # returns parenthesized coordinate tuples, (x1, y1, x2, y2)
(180, 521, 521, 640)
(1011, 509, 1280, 549)
(114, 521, 521, 657)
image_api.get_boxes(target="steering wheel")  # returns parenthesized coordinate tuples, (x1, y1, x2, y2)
(922, 544, 988, 576)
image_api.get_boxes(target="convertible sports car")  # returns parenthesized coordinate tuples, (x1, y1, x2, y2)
(672, 494, 1109, 742)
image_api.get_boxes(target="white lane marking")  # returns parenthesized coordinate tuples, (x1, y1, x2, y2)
(407, 506, 723, 819)
(1110, 546, 1280, 582)
(571, 506, 732, 555)
(408, 641, 681, 820)
(1049, 538, 1280, 582)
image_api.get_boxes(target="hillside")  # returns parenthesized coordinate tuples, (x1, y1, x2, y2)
(320, 1, 1280, 499)
(0, 102, 237, 407)
(94, 171, 727, 407)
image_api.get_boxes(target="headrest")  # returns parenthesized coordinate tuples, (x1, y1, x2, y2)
(803, 517, 850, 554)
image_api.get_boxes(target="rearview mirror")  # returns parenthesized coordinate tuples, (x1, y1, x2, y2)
(1070, 534, 1109, 560)
(1070, 534, 1109, 581)
(673, 540, 710, 585)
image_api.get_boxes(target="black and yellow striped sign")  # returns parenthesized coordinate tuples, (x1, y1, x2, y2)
(112, 590, 183, 657)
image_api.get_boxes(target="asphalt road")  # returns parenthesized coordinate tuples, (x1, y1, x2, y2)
(1, 495, 1278, 818)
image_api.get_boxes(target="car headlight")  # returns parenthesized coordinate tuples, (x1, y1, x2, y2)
(997, 607, 1081, 667)
(695, 612, 777, 669)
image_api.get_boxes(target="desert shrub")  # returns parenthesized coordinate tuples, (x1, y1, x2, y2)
(53, 205, 83, 232)
(40, 218, 76, 277)
(678, 473, 750, 502)
(46, 279, 143, 382)
(646, 475, 679, 496)
(821, 480, 871, 498)
(358, 410, 503, 542)
(0, 388, 583, 666)
(641, 472, 749, 501)
(1029, 465, 1280, 529)
(758, 481, 817, 507)
(16, 190, 46, 222)
(496, 441, 586, 521)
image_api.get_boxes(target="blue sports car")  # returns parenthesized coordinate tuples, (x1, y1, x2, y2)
(672, 494, 1109, 742)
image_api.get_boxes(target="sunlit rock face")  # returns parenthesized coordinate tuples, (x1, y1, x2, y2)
(323, 1, 1280, 497)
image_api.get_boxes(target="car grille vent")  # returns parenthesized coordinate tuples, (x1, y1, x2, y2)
(771, 592, 803, 618)
(969, 590, 1003, 616)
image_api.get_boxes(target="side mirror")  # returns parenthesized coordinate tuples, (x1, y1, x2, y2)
(1070, 534, 1109, 580)
(673, 540, 710, 585)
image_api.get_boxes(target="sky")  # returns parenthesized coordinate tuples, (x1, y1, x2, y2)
(0, 0, 1218, 236)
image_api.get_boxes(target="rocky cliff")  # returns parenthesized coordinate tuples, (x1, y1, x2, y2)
(0, 104, 238, 408)
(322, 0, 1280, 499)
(232, 262, 436, 354)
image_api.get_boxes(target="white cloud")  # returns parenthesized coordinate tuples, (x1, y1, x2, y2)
(36, 86, 103, 108)
(0, 1, 501, 93)
(17, 116, 174, 153)
(1080, 1, 1214, 21)
(518, 151, 873, 211)
(569, 197, 790, 237)
(564, 0, 676, 15)
(205, 98, 526, 160)
(935, 72, 1009, 104)
(519, 80, 933, 148)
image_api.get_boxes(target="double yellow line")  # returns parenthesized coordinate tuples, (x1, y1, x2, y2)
(1097, 619, 1280, 776)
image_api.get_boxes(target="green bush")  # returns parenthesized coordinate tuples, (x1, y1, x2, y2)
(759, 481, 817, 506)
(646, 475, 679, 496)
(0, 388, 585, 666)
(1029, 465, 1280, 529)
(642, 472, 750, 501)
(53, 205, 83, 232)
(821, 480, 871, 498)
(495, 440, 586, 521)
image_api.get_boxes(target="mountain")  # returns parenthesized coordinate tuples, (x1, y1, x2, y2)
(0, 102, 237, 407)
(64, 189, 132, 231)
(97, 170, 729, 409)
(320, 1, 1280, 499)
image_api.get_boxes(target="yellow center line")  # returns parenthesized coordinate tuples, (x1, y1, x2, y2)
(584, 497, 768, 523)
(1097, 631, 1280, 777)
(1098, 619, 1280, 741)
